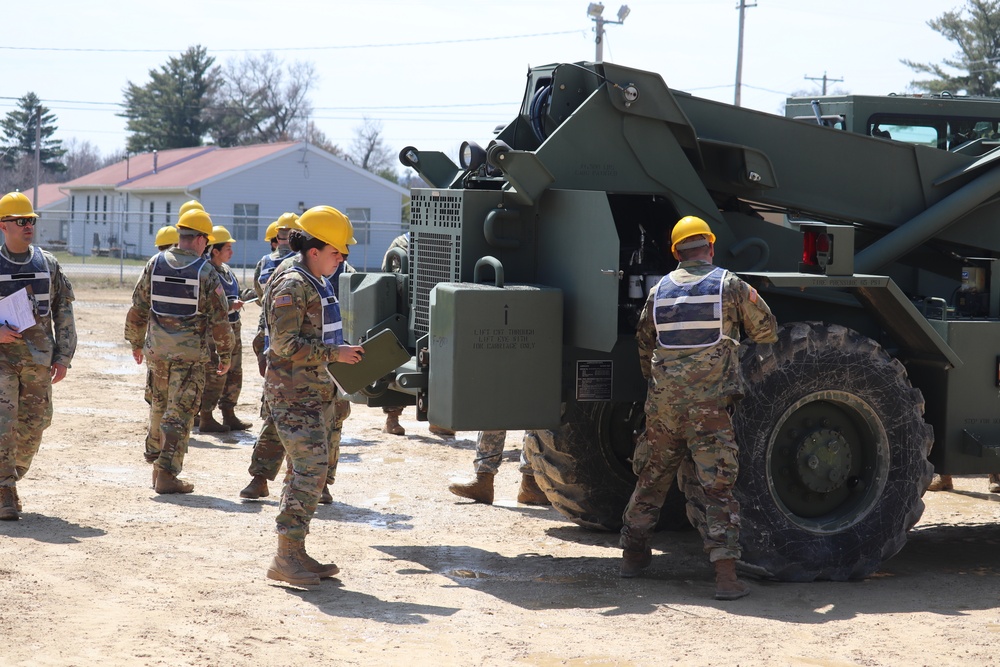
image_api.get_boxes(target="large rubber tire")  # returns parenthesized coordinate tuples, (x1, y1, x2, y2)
(734, 321, 934, 582)
(523, 400, 688, 531)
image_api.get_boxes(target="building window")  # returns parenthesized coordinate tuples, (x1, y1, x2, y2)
(103, 195, 108, 223)
(233, 204, 259, 241)
(85, 195, 91, 224)
(148, 201, 154, 235)
(345, 208, 372, 244)
(165, 201, 172, 225)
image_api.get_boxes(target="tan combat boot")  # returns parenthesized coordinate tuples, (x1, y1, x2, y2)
(620, 547, 652, 578)
(199, 410, 230, 433)
(151, 466, 159, 489)
(221, 406, 252, 431)
(319, 484, 333, 504)
(713, 559, 750, 600)
(0, 486, 19, 521)
(12, 486, 21, 513)
(297, 538, 340, 579)
(927, 474, 954, 491)
(239, 475, 269, 499)
(428, 424, 455, 436)
(516, 474, 551, 505)
(989, 473, 1000, 494)
(266, 534, 321, 587)
(154, 469, 195, 494)
(384, 411, 405, 435)
(448, 472, 495, 504)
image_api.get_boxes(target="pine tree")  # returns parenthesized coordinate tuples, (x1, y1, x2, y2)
(120, 45, 220, 152)
(903, 0, 1000, 95)
(0, 92, 67, 172)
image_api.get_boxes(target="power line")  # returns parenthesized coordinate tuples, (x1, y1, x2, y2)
(0, 30, 582, 54)
(0, 96, 514, 111)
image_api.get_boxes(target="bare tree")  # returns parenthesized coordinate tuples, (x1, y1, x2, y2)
(303, 123, 346, 158)
(0, 154, 35, 193)
(61, 138, 104, 181)
(211, 53, 317, 146)
(349, 117, 397, 178)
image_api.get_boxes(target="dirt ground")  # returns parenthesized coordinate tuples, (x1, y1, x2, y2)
(2, 284, 1000, 667)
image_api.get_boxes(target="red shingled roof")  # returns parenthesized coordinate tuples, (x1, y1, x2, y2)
(20, 183, 68, 210)
(63, 142, 299, 190)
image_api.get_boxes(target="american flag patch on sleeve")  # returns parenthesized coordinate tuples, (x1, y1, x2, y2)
(275, 294, 293, 307)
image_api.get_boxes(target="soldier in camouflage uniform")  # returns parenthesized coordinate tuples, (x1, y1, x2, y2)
(262, 205, 364, 587)
(253, 213, 299, 301)
(0, 192, 77, 521)
(198, 225, 252, 433)
(125, 208, 234, 495)
(448, 430, 550, 505)
(239, 215, 299, 499)
(241, 254, 354, 505)
(239, 215, 297, 497)
(620, 216, 777, 601)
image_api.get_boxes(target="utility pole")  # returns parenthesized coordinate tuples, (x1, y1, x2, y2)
(804, 72, 843, 96)
(734, 0, 757, 107)
(33, 105, 41, 210)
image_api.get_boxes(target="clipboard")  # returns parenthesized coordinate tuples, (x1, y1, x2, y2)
(329, 328, 410, 395)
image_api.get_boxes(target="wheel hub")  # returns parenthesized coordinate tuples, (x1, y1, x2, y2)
(794, 428, 852, 493)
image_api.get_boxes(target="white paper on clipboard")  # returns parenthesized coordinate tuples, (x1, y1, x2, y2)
(0, 287, 37, 332)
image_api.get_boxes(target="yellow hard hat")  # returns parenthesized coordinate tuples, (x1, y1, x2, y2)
(155, 226, 179, 247)
(264, 221, 280, 242)
(178, 200, 204, 222)
(210, 225, 236, 244)
(275, 212, 300, 230)
(176, 209, 213, 236)
(0, 191, 38, 219)
(670, 215, 716, 254)
(297, 205, 356, 254)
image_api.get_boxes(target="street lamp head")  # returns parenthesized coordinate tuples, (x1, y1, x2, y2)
(617, 4, 630, 21)
(587, 2, 604, 18)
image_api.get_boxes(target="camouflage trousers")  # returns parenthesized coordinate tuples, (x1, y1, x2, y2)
(250, 395, 349, 486)
(144, 359, 205, 476)
(621, 398, 742, 562)
(201, 322, 243, 410)
(0, 359, 53, 486)
(474, 430, 534, 476)
(271, 398, 337, 540)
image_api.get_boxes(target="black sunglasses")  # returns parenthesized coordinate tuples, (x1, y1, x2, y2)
(4, 218, 37, 227)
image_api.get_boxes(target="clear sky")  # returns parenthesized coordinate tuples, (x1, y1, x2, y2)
(1, 0, 959, 166)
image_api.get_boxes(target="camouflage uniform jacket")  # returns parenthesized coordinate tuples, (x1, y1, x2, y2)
(125, 247, 235, 364)
(0, 245, 77, 368)
(636, 260, 777, 407)
(253, 246, 294, 300)
(263, 256, 345, 404)
(212, 262, 241, 322)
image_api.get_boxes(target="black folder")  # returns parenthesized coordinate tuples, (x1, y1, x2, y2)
(329, 329, 410, 395)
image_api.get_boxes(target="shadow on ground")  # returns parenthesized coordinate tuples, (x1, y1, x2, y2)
(366, 520, 1000, 622)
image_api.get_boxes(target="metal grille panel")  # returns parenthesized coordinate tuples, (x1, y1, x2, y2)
(411, 192, 463, 337)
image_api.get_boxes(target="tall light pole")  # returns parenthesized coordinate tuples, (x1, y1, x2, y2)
(734, 0, 757, 106)
(588, 3, 630, 62)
